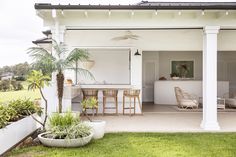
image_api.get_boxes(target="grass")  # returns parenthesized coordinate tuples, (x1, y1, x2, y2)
(0, 81, 40, 103)
(0, 90, 40, 103)
(8, 133, 236, 157)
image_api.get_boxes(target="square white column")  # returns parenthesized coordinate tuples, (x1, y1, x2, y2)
(201, 26, 220, 130)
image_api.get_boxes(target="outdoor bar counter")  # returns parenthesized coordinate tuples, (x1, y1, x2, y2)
(63, 84, 142, 114)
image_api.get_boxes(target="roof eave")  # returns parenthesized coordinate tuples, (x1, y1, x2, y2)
(34, 3, 236, 10)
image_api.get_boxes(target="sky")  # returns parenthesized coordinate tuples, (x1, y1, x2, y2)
(0, 0, 235, 67)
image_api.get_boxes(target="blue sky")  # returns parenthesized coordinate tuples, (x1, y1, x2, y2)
(0, 0, 234, 67)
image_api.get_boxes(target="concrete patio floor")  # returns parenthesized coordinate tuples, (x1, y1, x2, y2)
(93, 112, 236, 132)
(74, 103, 236, 132)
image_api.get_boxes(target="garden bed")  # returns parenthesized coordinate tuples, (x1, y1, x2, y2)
(0, 114, 40, 155)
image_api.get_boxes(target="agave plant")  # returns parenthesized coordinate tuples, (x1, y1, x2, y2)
(28, 40, 93, 113)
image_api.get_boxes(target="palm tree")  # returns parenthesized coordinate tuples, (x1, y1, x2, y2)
(27, 70, 50, 130)
(67, 48, 90, 84)
(27, 40, 93, 113)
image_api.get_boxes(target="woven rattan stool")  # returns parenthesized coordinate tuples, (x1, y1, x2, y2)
(123, 89, 141, 116)
(103, 89, 118, 115)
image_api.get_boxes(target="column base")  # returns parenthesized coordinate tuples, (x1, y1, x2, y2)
(200, 121, 220, 131)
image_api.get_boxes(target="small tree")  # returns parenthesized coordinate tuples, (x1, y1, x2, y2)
(27, 70, 50, 130)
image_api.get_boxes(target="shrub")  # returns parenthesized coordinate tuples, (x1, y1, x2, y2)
(0, 99, 42, 129)
(0, 80, 11, 91)
(14, 76, 26, 81)
(0, 105, 8, 129)
(46, 112, 91, 139)
(8, 99, 42, 117)
(11, 80, 24, 91)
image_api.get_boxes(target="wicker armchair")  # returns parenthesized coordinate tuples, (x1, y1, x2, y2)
(174, 87, 199, 109)
(223, 91, 236, 108)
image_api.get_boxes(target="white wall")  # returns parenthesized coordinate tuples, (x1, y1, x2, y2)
(78, 49, 130, 84)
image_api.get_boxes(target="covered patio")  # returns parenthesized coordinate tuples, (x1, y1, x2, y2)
(35, 2, 236, 131)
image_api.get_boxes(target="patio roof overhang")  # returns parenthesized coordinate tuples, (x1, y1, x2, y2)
(35, 2, 236, 10)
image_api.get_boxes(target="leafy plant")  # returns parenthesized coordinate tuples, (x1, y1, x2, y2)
(81, 97, 98, 121)
(11, 80, 23, 91)
(28, 40, 94, 113)
(0, 99, 41, 129)
(14, 76, 26, 81)
(46, 111, 91, 139)
(0, 104, 9, 128)
(0, 80, 11, 91)
(27, 70, 50, 130)
(8, 99, 42, 117)
(170, 72, 179, 78)
(48, 112, 81, 128)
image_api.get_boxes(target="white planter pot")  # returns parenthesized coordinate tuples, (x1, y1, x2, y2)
(0, 114, 40, 155)
(38, 132, 93, 147)
(88, 120, 106, 139)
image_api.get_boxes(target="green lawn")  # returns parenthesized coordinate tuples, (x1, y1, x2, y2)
(8, 133, 236, 157)
(0, 89, 40, 103)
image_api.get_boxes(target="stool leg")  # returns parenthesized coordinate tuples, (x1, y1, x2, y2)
(134, 97, 136, 115)
(115, 97, 118, 115)
(103, 97, 105, 115)
(123, 96, 125, 115)
(137, 96, 142, 114)
(129, 97, 131, 116)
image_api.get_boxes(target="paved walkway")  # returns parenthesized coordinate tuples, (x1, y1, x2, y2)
(93, 112, 236, 132)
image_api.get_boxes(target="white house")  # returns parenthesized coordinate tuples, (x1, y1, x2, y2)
(35, 1, 236, 131)
(1, 72, 14, 80)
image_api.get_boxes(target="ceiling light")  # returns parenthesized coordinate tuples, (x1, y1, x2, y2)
(226, 11, 229, 15)
(52, 9, 56, 18)
(155, 10, 158, 15)
(84, 11, 88, 17)
(108, 10, 111, 16)
(178, 11, 182, 16)
(201, 10, 205, 15)
(131, 11, 134, 16)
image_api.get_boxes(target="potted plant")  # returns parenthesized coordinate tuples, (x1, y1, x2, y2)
(28, 40, 93, 113)
(81, 97, 106, 139)
(170, 73, 180, 80)
(38, 111, 93, 147)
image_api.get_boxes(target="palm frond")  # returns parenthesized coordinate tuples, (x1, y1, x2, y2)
(68, 67, 95, 81)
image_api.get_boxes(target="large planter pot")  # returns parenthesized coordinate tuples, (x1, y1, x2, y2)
(38, 132, 93, 147)
(88, 120, 106, 139)
(0, 114, 40, 155)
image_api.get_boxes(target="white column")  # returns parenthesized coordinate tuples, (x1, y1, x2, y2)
(201, 26, 220, 130)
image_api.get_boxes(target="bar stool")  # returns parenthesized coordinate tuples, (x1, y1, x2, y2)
(103, 89, 118, 115)
(123, 89, 141, 116)
(82, 89, 99, 116)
